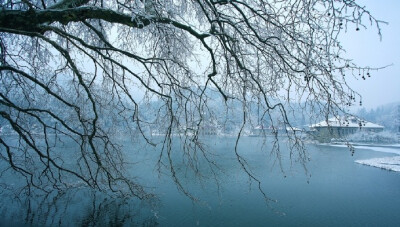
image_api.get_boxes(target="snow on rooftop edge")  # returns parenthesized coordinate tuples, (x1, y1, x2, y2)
(310, 116, 384, 128)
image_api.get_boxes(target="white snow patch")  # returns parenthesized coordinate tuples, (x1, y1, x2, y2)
(325, 143, 400, 172)
(355, 156, 400, 172)
(352, 146, 400, 155)
(328, 144, 400, 155)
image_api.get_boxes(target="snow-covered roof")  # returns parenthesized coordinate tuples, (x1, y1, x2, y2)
(310, 116, 384, 129)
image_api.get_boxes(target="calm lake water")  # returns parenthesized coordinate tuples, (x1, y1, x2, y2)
(1, 136, 399, 226)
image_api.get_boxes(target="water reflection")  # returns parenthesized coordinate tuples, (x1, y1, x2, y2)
(0, 186, 159, 226)
(1, 138, 400, 226)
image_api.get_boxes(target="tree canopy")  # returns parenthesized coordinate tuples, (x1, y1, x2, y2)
(0, 0, 383, 198)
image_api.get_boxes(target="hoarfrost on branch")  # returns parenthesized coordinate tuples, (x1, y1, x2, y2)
(0, 0, 384, 199)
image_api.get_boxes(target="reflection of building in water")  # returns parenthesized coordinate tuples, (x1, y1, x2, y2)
(309, 116, 384, 142)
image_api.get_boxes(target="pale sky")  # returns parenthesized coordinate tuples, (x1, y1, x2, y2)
(340, 0, 400, 109)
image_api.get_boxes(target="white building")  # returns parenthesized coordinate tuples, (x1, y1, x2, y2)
(310, 116, 384, 142)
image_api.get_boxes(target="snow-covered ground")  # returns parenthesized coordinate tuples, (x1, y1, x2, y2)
(328, 143, 400, 172)
(355, 157, 400, 172)
(351, 145, 400, 155)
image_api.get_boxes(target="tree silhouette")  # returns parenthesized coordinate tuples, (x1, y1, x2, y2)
(0, 0, 383, 198)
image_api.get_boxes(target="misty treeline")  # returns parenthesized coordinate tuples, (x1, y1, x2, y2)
(356, 103, 400, 132)
(0, 0, 384, 199)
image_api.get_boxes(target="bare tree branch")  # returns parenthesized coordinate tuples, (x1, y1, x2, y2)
(0, 0, 385, 201)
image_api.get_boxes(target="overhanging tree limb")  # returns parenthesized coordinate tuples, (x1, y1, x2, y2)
(0, 0, 386, 201)
(0, 7, 210, 39)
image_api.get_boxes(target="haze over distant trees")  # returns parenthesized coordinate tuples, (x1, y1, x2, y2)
(0, 0, 385, 198)
(356, 102, 400, 132)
